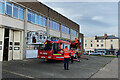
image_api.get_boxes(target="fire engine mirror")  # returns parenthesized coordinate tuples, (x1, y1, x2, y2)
(60, 42, 62, 45)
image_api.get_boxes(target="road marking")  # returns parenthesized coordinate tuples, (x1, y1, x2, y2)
(3, 70, 34, 79)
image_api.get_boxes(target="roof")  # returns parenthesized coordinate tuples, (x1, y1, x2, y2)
(12, 0, 79, 31)
(95, 35, 119, 40)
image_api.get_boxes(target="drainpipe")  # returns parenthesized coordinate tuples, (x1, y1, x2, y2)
(23, 9, 28, 59)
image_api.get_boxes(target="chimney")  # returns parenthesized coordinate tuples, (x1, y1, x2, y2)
(104, 33, 107, 39)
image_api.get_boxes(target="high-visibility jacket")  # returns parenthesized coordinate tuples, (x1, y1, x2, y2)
(70, 50, 75, 56)
(75, 38, 78, 43)
(63, 48, 70, 58)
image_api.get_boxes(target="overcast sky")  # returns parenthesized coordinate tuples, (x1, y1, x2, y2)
(42, 2, 118, 37)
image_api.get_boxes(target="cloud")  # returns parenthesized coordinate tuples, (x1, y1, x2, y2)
(43, 2, 118, 37)
(92, 16, 104, 21)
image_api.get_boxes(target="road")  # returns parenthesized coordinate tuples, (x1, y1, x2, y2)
(2, 55, 114, 79)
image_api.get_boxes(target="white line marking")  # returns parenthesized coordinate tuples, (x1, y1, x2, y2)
(3, 70, 34, 79)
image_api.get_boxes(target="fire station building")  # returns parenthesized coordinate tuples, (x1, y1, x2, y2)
(0, 0, 83, 61)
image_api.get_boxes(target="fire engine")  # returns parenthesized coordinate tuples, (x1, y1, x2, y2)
(27, 31, 87, 61)
(37, 40, 70, 60)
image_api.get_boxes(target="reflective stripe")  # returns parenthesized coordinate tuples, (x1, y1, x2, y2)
(53, 54, 62, 55)
(56, 57, 64, 58)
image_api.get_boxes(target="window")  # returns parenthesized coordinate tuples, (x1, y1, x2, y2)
(97, 44, 99, 47)
(28, 11, 32, 22)
(111, 44, 113, 49)
(43, 17, 46, 27)
(85, 44, 87, 47)
(101, 40, 103, 42)
(91, 44, 93, 47)
(40, 16, 43, 26)
(6, 2, 12, 16)
(49, 20, 60, 31)
(13, 5, 18, 18)
(56, 23, 60, 31)
(19, 7, 24, 20)
(32, 13, 35, 23)
(54, 43, 59, 53)
(5, 2, 24, 20)
(51, 20, 53, 29)
(101, 44, 103, 47)
(111, 40, 113, 42)
(97, 40, 99, 42)
(35, 14, 39, 24)
(71, 29, 77, 36)
(0, 1, 5, 14)
(62, 25, 70, 34)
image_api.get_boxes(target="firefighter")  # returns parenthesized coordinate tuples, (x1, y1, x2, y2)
(70, 48, 75, 64)
(63, 46, 70, 70)
(75, 38, 78, 49)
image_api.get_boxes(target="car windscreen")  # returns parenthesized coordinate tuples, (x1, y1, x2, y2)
(38, 43, 53, 50)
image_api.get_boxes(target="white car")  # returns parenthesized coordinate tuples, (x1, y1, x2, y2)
(89, 52, 105, 55)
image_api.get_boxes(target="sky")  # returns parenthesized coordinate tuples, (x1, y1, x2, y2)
(41, 2, 118, 37)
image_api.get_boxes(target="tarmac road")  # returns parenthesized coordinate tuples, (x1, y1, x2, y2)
(2, 55, 114, 79)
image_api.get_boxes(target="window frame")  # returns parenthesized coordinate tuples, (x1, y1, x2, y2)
(6, 2, 12, 16)
(13, 5, 19, 18)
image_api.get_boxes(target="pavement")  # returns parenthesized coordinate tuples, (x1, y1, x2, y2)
(91, 58, 118, 78)
(2, 55, 115, 79)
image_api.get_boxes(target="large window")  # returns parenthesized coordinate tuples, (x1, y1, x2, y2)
(28, 11, 32, 22)
(40, 16, 43, 26)
(13, 5, 18, 18)
(6, 2, 24, 20)
(0, 0, 5, 14)
(62, 25, 70, 34)
(49, 19, 60, 31)
(19, 7, 24, 20)
(32, 13, 35, 23)
(6, 2, 12, 16)
(43, 17, 46, 27)
(71, 29, 77, 36)
(35, 14, 39, 25)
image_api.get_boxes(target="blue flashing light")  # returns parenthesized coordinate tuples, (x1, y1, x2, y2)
(51, 40, 58, 41)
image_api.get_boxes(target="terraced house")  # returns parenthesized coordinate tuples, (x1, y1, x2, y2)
(0, 0, 83, 61)
(84, 34, 119, 55)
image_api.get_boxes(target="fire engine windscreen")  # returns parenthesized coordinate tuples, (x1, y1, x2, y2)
(38, 43, 53, 50)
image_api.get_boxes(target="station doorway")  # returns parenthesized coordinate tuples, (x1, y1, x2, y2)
(3, 28, 9, 61)
(3, 28, 22, 61)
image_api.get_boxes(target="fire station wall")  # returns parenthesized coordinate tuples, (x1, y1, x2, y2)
(0, 15, 2, 25)
(62, 33, 70, 39)
(0, 27, 4, 61)
(27, 22, 46, 32)
(2, 15, 24, 29)
(49, 29, 60, 37)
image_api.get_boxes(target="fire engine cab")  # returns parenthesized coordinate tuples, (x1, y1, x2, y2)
(37, 40, 70, 60)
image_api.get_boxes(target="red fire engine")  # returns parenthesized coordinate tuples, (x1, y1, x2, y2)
(37, 40, 70, 60)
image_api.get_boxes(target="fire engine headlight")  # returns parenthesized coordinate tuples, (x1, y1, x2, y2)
(60, 50, 63, 53)
(40, 52, 42, 54)
(43, 53, 47, 55)
(48, 56, 51, 58)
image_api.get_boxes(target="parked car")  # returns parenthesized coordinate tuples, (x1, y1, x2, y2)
(89, 52, 105, 55)
(84, 52, 89, 55)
